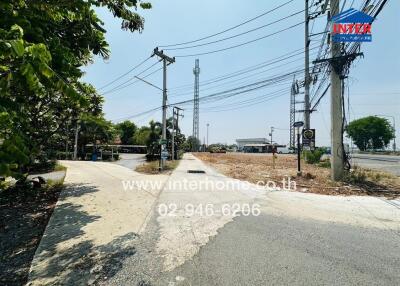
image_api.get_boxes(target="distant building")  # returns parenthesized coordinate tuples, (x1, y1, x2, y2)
(236, 138, 285, 153)
(236, 138, 269, 150)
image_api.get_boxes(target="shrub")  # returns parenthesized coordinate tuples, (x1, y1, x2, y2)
(303, 147, 326, 164)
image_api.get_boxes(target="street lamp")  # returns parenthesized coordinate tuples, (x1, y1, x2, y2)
(375, 114, 396, 152)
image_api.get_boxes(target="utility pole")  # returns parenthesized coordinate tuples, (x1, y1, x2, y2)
(304, 0, 311, 129)
(152, 48, 175, 169)
(289, 78, 297, 149)
(171, 106, 183, 161)
(330, 0, 344, 180)
(193, 59, 200, 147)
(206, 123, 210, 147)
(269, 127, 274, 145)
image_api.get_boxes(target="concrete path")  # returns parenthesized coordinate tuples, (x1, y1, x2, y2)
(109, 153, 400, 286)
(27, 161, 169, 285)
(113, 153, 146, 170)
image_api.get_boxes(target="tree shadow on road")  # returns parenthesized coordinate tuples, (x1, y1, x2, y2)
(27, 183, 140, 285)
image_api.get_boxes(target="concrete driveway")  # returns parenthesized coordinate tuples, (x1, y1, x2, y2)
(28, 160, 169, 285)
(114, 153, 146, 170)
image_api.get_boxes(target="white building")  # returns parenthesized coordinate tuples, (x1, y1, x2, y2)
(236, 138, 269, 150)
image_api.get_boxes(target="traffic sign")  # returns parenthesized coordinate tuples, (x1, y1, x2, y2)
(302, 129, 316, 150)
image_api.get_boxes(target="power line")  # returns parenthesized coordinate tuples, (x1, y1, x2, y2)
(98, 56, 151, 90)
(174, 21, 304, 58)
(163, 10, 304, 51)
(101, 61, 162, 95)
(158, 0, 295, 48)
(169, 44, 320, 92)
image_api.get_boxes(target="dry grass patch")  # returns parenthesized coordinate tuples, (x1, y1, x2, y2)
(193, 152, 400, 198)
(135, 160, 179, 174)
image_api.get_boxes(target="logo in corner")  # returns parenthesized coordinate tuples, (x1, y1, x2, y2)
(331, 8, 374, 42)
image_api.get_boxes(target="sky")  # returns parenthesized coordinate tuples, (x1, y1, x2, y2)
(83, 0, 400, 148)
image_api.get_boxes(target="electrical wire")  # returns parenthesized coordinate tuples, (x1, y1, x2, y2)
(163, 10, 304, 51)
(98, 57, 151, 90)
(101, 61, 162, 95)
(158, 0, 295, 47)
(174, 22, 304, 58)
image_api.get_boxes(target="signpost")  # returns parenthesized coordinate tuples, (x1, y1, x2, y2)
(293, 121, 304, 176)
(302, 128, 316, 151)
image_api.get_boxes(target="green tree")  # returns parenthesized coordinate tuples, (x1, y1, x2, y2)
(133, 126, 151, 145)
(184, 136, 201, 152)
(0, 1, 151, 178)
(77, 115, 116, 157)
(116, 121, 137, 145)
(346, 116, 395, 151)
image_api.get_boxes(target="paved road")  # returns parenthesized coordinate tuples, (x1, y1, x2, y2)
(108, 154, 400, 286)
(28, 160, 169, 285)
(351, 153, 400, 176)
(28, 155, 400, 285)
(113, 153, 146, 170)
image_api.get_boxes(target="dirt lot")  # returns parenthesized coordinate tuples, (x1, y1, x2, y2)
(0, 185, 63, 285)
(194, 153, 400, 198)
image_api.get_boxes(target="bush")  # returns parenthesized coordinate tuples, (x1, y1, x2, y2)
(303, 148, 326, 164)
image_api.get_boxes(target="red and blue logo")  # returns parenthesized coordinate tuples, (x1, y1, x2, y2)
(331, 8, 374, 42)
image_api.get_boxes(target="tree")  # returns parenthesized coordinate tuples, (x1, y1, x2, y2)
(0, 1, 151, 178)
(77, 115, 116, 157)
(184, 136, 201, 152)
(116, 121, 137, 145)
(133, 126, 151, 145)
(346, 116, 395, 151)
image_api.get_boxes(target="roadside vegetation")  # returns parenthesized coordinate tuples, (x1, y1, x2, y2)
(194, 152, 400, 198)
(346, 116, 395, 151)
(0, 176, 65, 285)
(135, 160, 180, 174)
(0, 1, 152, 183)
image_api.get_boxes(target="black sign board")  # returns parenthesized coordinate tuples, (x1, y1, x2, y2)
(302, 129, 316, 150)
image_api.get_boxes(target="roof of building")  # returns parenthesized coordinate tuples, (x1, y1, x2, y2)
(243, 144, 268, 147)
(236, 138, 268, 142)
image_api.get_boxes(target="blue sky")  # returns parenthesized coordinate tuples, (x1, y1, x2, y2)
(83, 0, 400, 147)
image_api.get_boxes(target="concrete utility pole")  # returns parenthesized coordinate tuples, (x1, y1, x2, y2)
(304, 0, 311, 129)
(330, 0, 344, 180)
(289, 79, 296, 149)
(206, 123, 210, 147)
(171, 106, 183, 161)
(269, 127, 274, 145)
(193, 59, 200, 145)
(152, 48, 175, 169)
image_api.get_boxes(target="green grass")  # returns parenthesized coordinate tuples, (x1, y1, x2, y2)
(135, 160, 179, 174)
(54, 162, 67, 172)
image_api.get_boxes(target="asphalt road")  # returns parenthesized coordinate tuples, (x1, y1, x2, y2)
(351, 154, 400, 176)
(107, 154, 400, 286)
